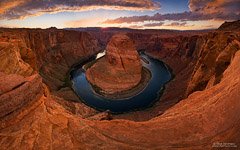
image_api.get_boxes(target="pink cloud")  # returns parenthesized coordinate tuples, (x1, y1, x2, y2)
(0, 0, 160, 20)
(103, 0, 240, 24)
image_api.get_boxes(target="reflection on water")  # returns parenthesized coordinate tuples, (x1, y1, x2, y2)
(71, 53, 172, 113)
(96, 50, 106, 59)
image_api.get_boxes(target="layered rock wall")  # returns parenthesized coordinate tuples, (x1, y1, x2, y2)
(0, 72, 43, 119)
(186, 31, 240, 95)
(144, 30, 240, 97)
(0, 38, 34, 76)
(0, 28, 100, 91)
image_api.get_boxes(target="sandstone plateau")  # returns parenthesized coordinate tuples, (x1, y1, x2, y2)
(86, 34, 142, 94)
(0, 21, 240, 149)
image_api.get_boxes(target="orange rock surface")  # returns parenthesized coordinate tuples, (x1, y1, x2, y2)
(186, 31, 240, 95)
(86, 34, 142, 94)
(0, 28, 100, 90)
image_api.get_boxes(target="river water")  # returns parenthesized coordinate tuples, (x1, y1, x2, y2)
(70, 52, 172, 113)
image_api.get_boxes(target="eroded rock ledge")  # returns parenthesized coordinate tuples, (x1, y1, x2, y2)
(0, 72, 43, 119)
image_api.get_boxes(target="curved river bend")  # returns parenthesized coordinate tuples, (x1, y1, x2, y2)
(70, 53, 172, 113)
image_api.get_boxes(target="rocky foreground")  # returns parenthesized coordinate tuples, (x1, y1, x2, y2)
(86, 34, 142, 94)
(0, 21, 240, 149)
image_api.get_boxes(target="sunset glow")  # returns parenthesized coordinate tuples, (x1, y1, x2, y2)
(0, 0, 239, 30)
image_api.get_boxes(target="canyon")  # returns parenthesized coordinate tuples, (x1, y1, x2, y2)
(0, 20, 240, 149)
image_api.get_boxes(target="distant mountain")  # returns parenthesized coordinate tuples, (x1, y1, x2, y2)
(64, 27, 212, 33)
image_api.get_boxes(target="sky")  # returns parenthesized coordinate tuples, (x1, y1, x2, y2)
(0, 0, 239, 30)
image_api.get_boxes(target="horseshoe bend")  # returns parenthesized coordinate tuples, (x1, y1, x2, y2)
(86, 33, 144, 96)
(0, 15, 240, 150)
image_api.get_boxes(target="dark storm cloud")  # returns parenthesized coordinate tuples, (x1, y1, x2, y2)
(103, 0, 240, 24)
(0, 0, 160, 19)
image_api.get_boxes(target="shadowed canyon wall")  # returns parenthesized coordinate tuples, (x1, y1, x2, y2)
(0, 28, 100, 90)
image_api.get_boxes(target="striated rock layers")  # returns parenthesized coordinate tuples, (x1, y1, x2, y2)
(0, 28, 100, 91)
(0, 27, 100, 117)
(86, 34, 142, 94)
(0, 28, 100, 104)
(186, 31, 240, 95)
(0, 72, 43, 119)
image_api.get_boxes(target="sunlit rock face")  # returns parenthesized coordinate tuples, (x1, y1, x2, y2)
(86, 34, 142, 94)
(186, 31, 240, 95)
(0, 72, 43, 119)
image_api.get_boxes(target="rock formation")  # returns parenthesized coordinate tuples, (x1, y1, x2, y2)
(218, 20, 240, 31)
(0, 27, 100, 117)
(0, 72, 43, 118)
(186, 31, 240, 95)
(86, 34, 142, 94)
(0, 48, 239, 149)
(0, 28, 100, 102)
(113, 22, 239, 120)
(0, 41, 35, 76)
(0, 21, 240, 149)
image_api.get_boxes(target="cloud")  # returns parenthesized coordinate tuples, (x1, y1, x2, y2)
(166, 22, 187, 26)
(129, 21, 190, 28)
(144, 22, 164, 27)
(103, 0, 240, 24)
(128, 25, 144, 29)
(103, 11, 236, 24)
(128, 22, 164, 28)
(189, 0, 240, 15)
(0, 0, 26, 14)
(0, 0, 160, 20)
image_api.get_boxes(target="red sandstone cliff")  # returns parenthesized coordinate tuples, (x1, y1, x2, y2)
(0, 27, 101, 117)
(0, 28, 100, 91)
(117, 28, 240, 120)
(186, 31, 240, 95)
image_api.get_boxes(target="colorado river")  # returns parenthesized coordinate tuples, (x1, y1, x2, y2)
(70, 52, 172, 113)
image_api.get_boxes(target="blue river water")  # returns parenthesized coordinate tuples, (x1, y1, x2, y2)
(70, 53, 172, 113)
